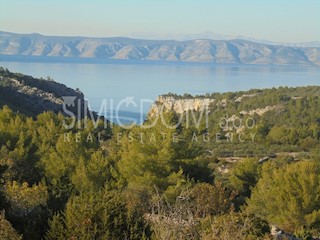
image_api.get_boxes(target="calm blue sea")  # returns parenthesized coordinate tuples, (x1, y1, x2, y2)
(1, 60, 320, 123)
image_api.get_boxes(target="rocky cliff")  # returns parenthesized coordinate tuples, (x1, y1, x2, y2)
(149, 92, 282, 119)
(149, 95, 215, 116)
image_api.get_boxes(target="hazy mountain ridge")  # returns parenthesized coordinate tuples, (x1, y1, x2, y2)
(1, 31, 320, 66)
(125, 32, 320, 47)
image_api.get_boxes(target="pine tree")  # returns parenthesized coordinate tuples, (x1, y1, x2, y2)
(247, 161, 320, 234)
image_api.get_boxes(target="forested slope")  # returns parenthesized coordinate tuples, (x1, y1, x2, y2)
(1, 70, 320, 239)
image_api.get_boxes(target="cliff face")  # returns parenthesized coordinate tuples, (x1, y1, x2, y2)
(0, 67, 87, 117)
(149, 92, 280, 118)
(149, 95, 215, 116)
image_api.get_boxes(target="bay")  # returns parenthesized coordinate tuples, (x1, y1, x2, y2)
(1, 60, 320, 123)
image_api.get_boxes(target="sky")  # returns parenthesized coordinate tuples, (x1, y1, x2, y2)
(0, 0, 319, 43)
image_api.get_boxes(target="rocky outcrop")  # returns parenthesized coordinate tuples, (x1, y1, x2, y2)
(0, 68, 88, 117)
(240, 105, 280, 116)
(149, 92, 281, 121)
(270, 226, 301, 240)
(235, 94, 257, 102)
(11, 78, 64, 106)
(149, 95, 215, 116)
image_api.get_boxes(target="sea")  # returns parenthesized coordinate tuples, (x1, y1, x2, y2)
(1, 58, 320, 123)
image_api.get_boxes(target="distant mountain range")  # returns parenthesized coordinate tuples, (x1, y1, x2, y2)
(125, 32, 320, 48)
(0, 31, 320, 66)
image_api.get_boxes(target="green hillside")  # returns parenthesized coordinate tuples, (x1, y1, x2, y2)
(1, 70, 320, 239)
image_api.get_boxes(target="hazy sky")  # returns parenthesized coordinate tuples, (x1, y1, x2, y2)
(0, 0, 319, 42)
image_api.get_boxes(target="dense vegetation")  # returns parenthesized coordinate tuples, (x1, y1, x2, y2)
(1, 69, 320, 239)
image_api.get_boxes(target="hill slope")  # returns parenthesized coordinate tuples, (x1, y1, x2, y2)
(0, 67, 86, 117)
(0, 31, 320, 66)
